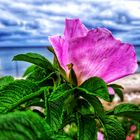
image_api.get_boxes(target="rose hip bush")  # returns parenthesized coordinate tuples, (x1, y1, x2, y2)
(0, 19, 139, 140)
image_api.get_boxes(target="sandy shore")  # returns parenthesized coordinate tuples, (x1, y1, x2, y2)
(113, 73, 140, 93)
(108, 73, 140, 105)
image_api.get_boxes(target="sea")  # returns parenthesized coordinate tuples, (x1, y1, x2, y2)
(0, 0, 140, 77)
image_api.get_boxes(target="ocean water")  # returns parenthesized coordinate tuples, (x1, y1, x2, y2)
(0, 0, 140, 76)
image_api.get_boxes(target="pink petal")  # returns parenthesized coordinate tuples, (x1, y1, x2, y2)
(48, 35, 69, 71)
(64, 18, 88, 39)
(130, 125, 136, 132)
(67, 28, 138, 85)
(126, 134, 134, 140)
(49, 19, 137, 85)
(97, 132, 104, 140)
(108, 87, 115, 95)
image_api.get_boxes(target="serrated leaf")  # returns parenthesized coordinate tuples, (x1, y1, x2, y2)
(114, 103, 140, 121)
(13, 52, 54, 71)
(80, 77, 110, 102)
(46, 98, 64, 131)
(25, 65, 47, 81)
(62, 114, 76, 128)
(49, 83, 72, 101)
(24, 64, 60, 88)
(77, 98, 93, 115)
(0, 76, 14, 88)
(64, 94, 76, 115)
(77, 114, 97, 140)
(81, 93, 104, 119)
(46, 84, 74, 131)
(0, 79, 43, 113)
(0, 111, 52, 140)
(108, 84, 124, 101)
(24, 65, 56, 87)
(103, 116, 125, 140)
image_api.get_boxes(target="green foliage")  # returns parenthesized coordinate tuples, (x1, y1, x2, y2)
(77, 98, 93, 115)
(114, 103, 140, 121)
(23, 64, 37, 77)
(81, 93, 104, 119)
(51, 134, 73, 140)
(77, 114, 97, 140)
(0, 111, 52, 140)
(45, 84, 73, 131)
(13, 52, 58, 87)
(13, 52, 54, 71)
(24, 65, 56, 87)
(48, 46, 66, 79)
(46, 83, 75, 131)
(0, 76, 14, 89)
(49, 83, 72, 101)
(80, 77, 110, 101)
(45, 99, 64, 131)
(0, 79, 41, 113)
(0, 51, 138, 140)
(102, 116, 125, 140)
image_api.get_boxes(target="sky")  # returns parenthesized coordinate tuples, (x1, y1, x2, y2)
(0, 0, 140, 46)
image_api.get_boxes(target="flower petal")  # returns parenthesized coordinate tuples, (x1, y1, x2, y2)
(97, 132, 104, 140)
(48, 35, 69, 71)
(108, 87, 115, 95)
(68, 28, 138, 85)
(64, 18, 88, 39)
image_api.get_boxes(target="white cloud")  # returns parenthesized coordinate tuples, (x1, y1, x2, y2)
(0, 0, 140, 46)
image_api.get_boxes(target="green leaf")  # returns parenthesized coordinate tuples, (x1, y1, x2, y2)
(49, 83, 72, 101)
(108, 84, 123, 89)
(0, 79, 43, 113)
(0, 111, 52, 140)
(80, 77, 110, 102)
(77, 98, 93, 115)
(77, 114, 97, 140)
(64, 93, 76, 115)
(62, 114, 76, 128)
(114, 103, 140, 121)
(108, 84, 124, 101)
(13, 52, 54, 70)
(0, 76, 14, 88)
(51, 134, 73, 140)
(25, 97, 45, 108)
(45, 84, 74, 131)
(24, 65, 56, 87)
(103, 116, 125, 140)
(81, 93, 104, 119)
(25, 65, 47, 81)
(45, 98, 64, 132)
(23, 65, 36, 77)
(48, 47, 66, 80)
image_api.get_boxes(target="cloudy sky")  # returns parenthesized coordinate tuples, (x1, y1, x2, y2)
(0, 0, 140, 46)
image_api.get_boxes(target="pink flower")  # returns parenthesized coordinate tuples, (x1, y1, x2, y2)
(97, 132, 104, 140)
(49, 19, 138, 85)
(130, 125, 136, 132)
(126, 134, 134, 140)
